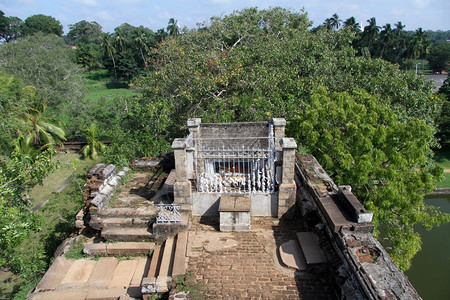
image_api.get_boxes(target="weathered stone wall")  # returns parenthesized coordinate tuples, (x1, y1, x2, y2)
(295, 154, 421, 300)
(77, 164, 130, 230)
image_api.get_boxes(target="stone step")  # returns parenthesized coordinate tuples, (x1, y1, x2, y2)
(296, 232, 327, 265)
(109, 260, 139, 288)
(85, 288, 127, 300)
(101, 227, 154, 242)
(102, 217, 152, 228)
(58, 259, 97, 289)
(98, 207, 158, 218)
(29, 289, 88, 300)
(87, 257, 118, 288)
(34, 256, 74, 292)
(279, 240, 307, 271)
(82, 242, 155, 256)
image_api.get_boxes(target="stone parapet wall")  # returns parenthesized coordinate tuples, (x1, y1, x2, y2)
(295, 154, 421, 300)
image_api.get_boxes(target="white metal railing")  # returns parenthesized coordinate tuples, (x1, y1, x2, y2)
(156, 204, 181, 224)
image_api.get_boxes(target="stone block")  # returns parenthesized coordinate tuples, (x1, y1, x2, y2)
(109, 260, 139, 288)
(172, 232, 188, 276)
(141, 277, 157, 294)
(107, 242, 155, 256)
(85, 288, 126, 300)
(83, 243, 107, 256)
(29, 290, 88, 300)
(60, 259, 97, 285)
(279, 240, 307, 270)
(75, 209, 84, 220)
(35, 256, 73, 292)
(75, 219, 84, 229)
(219, 197, 251, 232)
(130, 258, 149, 287)
(88, 257, 117, 287)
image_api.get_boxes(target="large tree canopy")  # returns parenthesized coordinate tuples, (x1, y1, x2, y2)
(0, 32, 84, 109)
(123, 7, 446, 270)
(20, 14, 63, 36)
(289, 87, 446, 270)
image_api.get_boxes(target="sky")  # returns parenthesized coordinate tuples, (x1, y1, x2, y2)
(1, 0, 449, 34)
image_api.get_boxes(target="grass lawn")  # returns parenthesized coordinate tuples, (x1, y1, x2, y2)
(83, 70, 139, 102)
(29, 152, 100, 207)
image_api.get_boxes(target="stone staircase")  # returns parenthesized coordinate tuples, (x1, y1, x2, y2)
(30, 232, 188, 299)
(89, 207, 157, 242)
(279, 231, 327, 273)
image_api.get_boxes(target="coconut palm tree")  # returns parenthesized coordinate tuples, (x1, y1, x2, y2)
(167, 18, 180, 36)
(135, 30, 150, 68)
(21, 100, 66, 148)
(101, 34, 117, 80)
(343, 17, 360, 33)
(363, 17, 380, 55)
(379, 23, 393, 58)
(81, 124, 105, 159)
(330, 13, 341, 30)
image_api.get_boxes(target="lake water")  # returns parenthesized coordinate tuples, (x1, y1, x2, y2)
(405, 195, 450, 299)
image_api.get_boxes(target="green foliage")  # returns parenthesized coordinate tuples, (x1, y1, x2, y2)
(0, 74, 35, 154)
(0, 10, 22, 43)
(64, 242, 88, 260)
(20, 100, 66, 147)
(81, 124, 105, 159)
(289, 87, 449, 270)
(66, 20, 103, 46)
(437, 75, 450, 144)
(427, 42, 450, 73)
(0, 149, 57, 270)
(0, 32, 85, 109)
(20, 14, 63, 36)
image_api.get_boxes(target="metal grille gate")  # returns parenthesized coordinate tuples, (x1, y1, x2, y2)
(192, 124, 276, 194)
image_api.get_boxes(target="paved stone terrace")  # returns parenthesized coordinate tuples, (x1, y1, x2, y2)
(182, 217, 336, 299)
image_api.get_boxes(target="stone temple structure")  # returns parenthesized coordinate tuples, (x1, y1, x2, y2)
(171, 118, 298, 222)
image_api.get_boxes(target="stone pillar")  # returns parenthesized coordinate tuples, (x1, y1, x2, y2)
(187, 118, 201, 140)
(272, 118, 286, 151)
(186, 118, 201, 180)
(172, 138, 192, 211)
(278, 137, 297, 218)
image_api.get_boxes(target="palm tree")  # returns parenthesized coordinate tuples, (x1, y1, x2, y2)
(330, 13, 341, 30)
(363, 17, 380, 55)
(322, 18, 333, 31)
(135, 30, 150, 68)
(166, 18, 180, 36)
(21, 100, 66, 148)
(379, 24, 393, 58)
(101, 34, 117, 80)
(394, 22, 407, 63)
(81, 124, 105, 159)
(14, 133, 42, 156)
(114, 33, 126, 52)
(343, 17, 360, 33)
